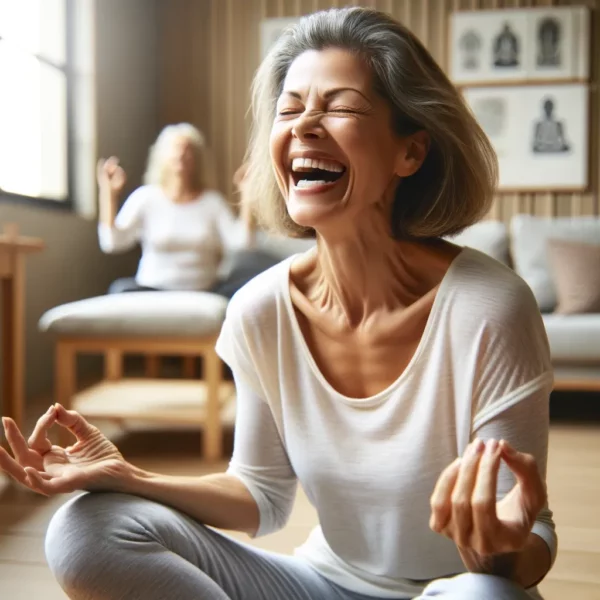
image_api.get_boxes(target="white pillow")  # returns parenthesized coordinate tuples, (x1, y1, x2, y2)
(511, 214, 600, 311)
(446, 220, 510, 266)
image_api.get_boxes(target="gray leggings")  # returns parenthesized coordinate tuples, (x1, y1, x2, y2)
(45, 493, 537, 600)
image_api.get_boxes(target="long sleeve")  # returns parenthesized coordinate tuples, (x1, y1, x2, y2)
(226, 372, 298, 537)
(98, 186, 147, 253)
(469, 278, 557, 567)
(473, 389, 557, 568)
(215, 293, 298, 538)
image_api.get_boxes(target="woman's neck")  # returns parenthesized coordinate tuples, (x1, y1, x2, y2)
(302, 212, 450, 329)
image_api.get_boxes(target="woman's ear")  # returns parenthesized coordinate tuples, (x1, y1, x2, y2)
(396, 130, 430, 177)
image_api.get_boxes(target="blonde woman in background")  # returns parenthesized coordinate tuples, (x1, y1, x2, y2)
(97, 123, 251, 294)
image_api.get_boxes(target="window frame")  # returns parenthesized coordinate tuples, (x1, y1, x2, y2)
(0, 0, 75, 211)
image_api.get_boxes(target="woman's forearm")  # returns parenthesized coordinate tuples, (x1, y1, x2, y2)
(116, 465, 260, 536)
(98, 185, 119, 226)
(459, 532, 551, 589)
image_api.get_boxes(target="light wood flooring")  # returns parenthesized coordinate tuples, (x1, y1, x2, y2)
(1, 398, 599, 599)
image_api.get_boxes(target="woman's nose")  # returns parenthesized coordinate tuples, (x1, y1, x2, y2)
(292, 111, 326, 140)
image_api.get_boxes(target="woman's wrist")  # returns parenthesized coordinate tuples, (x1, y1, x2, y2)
(112, 462, 155, 495)
(458, 547, 517, 581)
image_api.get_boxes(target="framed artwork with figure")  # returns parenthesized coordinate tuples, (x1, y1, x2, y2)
(450, 9, 528, 85)
(463, 84, 589, 191)
(450, 6, 590, 85)
(527, 6, 590, 81)
(260, 17, 299, 60)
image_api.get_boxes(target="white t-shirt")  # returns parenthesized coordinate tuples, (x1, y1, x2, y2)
(215, 247, 556, 599)
(98, 185, 248, 291)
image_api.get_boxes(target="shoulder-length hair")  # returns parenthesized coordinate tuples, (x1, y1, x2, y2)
(143, 123, 215, 191)
(244, 7, 497, 239)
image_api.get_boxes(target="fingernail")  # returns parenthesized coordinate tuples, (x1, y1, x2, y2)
(1, 417, 8, 428)
(501, 440, 515, 454)
(471, 439, 484, 455)
(486, 439, 498, 454)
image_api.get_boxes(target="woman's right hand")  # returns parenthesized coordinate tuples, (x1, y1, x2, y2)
(0, 404, 131, 496)
(97, 156, 127, 195)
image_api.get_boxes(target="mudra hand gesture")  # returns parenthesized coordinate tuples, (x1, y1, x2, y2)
(429, 438, 546, 567)
(97, 156, 127, 194)
(0, 405, 128, 496)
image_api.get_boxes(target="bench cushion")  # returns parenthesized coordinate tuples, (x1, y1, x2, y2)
(39, 292, 228, 337)
(543, 314, 600, 363)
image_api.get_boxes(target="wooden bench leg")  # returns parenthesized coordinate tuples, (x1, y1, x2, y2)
(145, 355, 160, 377)
(203, 350, 222, 461)
(182, 356, 195, 379)
(105, 349, 123, 381)
(55, 341, 76, 446)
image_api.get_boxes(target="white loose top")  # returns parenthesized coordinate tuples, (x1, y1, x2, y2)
(98, 185, 247, 291)
(215, 247, 556, 599)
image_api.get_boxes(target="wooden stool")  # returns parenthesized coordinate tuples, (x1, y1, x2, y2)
(39, 291, 233, 461)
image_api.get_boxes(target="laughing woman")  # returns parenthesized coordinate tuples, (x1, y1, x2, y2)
(0, 8, 555, 600)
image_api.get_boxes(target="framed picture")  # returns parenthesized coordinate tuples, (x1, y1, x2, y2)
(260, 17, 299, 60)
(527, 6, 590, 81)
(450, 6, 590, 85)
(463, 84, 589, 190)
(450, 10, 528, 84)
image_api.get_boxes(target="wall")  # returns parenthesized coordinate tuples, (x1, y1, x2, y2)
(0, 0, 159, 403)
(157, 0, 600, 217)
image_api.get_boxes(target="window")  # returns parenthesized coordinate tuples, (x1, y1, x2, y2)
(0, 0, 72, 205)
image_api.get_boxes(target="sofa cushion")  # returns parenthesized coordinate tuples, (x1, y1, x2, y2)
(39, 291, 228, 337)
(446, 220, 510, 265)
(511, 214, 600, 312)
(546, 238, 600, 314)
(543, 313, 600, 362)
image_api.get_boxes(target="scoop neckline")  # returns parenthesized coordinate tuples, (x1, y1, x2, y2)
(280, 247, 468, 408)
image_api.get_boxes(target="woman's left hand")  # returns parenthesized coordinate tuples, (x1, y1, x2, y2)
(429, 438, 546, 564)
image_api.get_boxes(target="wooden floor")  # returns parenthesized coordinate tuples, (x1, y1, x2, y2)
(1, 404, 599, 599)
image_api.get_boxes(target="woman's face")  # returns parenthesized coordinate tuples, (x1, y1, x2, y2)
(166, 135, 197, 181)
(270, 47, 419, 232)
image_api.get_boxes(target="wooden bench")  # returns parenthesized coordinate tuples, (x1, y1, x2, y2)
(39, 291, 234, 461)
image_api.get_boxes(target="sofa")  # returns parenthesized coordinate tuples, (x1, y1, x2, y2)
(448, 214, 600, 391)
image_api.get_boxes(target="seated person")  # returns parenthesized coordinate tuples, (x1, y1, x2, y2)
(97, 123, 251, 294)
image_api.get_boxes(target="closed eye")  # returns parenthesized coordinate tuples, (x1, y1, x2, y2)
(329, 107, 366, 115)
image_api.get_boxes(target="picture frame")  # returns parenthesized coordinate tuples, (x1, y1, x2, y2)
(260, 17, 299, 61)
(450, 6, 590, 85)
(450, 10, 529, 85)
(463, 84, 589, 191)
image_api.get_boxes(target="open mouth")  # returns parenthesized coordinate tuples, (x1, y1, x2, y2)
(290, 157, 346, 190)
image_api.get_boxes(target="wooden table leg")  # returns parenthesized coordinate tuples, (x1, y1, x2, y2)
(1, 253, 25, 434)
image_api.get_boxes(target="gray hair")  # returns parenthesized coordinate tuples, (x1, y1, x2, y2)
(245, 7, 498, 239)
(143, 123, 214, 190)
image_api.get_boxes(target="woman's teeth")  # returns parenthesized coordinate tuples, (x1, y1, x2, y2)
(296, 179, 331, 188)
(291, 157, 344, 172)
